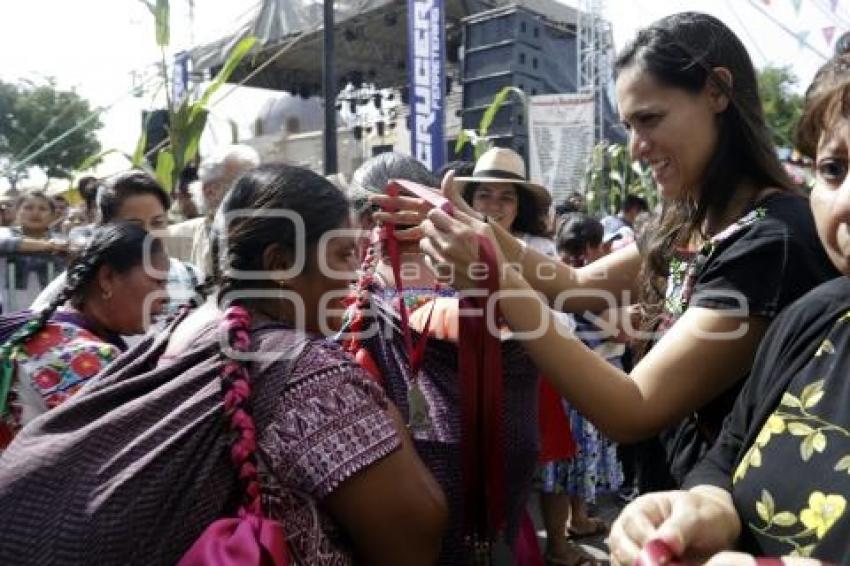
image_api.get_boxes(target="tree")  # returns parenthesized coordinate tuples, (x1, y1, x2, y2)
(757, 65, 803, 150)
(0, 78, 102, 189)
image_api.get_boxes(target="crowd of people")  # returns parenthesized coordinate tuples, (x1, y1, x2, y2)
(0, 9, 849, 566)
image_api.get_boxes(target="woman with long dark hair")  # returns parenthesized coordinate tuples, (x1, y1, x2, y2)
(375, 12, 840, 493)
(608, 48, 850, 566)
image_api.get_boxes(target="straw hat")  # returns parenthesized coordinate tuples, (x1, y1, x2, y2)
(454, 147, 552, 210)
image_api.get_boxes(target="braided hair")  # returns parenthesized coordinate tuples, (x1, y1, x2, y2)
(0, 223, 165, 364)
(200, 164, 350, 520)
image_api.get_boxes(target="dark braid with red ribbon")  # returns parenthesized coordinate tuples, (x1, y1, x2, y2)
(217, 305, 262, 515)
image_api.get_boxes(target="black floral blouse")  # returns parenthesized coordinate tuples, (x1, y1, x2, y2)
(686, 277, 850, 563)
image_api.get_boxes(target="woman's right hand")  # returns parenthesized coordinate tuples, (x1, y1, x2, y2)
(608, 487, 741, 566)
(370, 170, 487, 242)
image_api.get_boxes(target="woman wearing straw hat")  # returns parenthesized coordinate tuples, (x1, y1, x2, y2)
(457, 147, 555, 257)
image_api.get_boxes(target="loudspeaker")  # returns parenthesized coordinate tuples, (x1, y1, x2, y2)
(460, 6, 578, 151)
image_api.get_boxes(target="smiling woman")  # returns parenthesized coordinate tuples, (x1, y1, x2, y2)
(608, 50, 850, 566)
(401, 11, 841, 499)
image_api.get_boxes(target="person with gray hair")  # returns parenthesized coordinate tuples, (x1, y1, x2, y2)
(340, 151, 542, 564)
(168, 144, 260, 274)
(349, 151, 437, 221)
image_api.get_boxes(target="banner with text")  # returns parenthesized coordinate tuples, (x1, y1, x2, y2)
(528, 93, 595, 203)
(408, 0, 446, 172)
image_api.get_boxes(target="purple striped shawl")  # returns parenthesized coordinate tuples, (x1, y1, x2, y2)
(0, 309, 306, 565)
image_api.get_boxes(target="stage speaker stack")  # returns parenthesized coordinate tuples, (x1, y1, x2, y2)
(459, 5, 578, 161)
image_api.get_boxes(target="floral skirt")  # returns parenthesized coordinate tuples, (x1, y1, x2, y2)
(537, 402, 622, 503)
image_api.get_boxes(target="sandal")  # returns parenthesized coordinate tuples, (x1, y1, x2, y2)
(566, 516, 610, 539)
(544, 544, 600, 566)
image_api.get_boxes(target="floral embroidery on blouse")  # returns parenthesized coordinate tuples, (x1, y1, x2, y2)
(1, 321, 121, 445)
(659, 207, 767, 333)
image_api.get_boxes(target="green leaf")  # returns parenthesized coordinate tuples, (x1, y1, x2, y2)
(800, 379, 825, 408)
(455, 129, 469, 153)
(181, 109, 208, 168)
(834, 455, 850, 473)
(479, 86, 513, 137)
(194, 36, 258, 116)
(154, 149, 175, 191)
(154, 0, 170, 47)
(473, 138, 491, 160)
(609, 170, 624, 187)
(788, 422, 814, 436)
(772, 511, 797, 527)
(781, 392, 801, 408)
(77, 148, 123, 172)
(132, 115, 151, 167)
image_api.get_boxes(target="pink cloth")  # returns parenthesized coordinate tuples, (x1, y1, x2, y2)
(179, 514, 288, 566)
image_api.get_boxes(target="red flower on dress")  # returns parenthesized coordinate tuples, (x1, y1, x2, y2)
(45, 391, 69, 409)
(32, 368, 62, 390)
(70, 352, 102, 378)
(23, 324, 64, 356)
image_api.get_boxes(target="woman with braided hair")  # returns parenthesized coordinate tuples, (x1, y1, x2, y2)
(0, 222, 169, 448)
(0, 163, 446, 565)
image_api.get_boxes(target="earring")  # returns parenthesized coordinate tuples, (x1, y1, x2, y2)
(102, 290, 113, 300)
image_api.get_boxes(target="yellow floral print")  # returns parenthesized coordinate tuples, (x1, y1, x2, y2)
(735, 415, 785, 483)
(750, 490, 846, 555)
(800, 492, 846, 539)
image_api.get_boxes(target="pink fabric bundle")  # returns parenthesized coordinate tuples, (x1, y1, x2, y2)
(179, 306, 289, 566)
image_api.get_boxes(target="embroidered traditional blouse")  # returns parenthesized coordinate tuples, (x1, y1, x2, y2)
(1, 317, 125, 448)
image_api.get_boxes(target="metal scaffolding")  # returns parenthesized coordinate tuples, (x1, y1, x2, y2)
(576, 0, 611, 143)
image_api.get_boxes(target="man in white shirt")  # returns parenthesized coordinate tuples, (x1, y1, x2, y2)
(167, 144, 260, 275)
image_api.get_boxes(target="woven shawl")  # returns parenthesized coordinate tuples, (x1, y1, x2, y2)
(0, 309, 306, 565)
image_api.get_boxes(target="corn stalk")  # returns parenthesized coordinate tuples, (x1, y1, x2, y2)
(582, 142, 658, 215)
(77, 0, 256, 192)
(455, 86, 525, 160)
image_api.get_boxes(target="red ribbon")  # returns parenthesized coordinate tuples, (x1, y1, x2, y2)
(385, 179, 507, 540)
(382, 182, 436, 378)
(634, 539, 813, 566)
(459, 235, 506, 537)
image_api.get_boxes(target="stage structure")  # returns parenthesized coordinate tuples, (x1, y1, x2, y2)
(186, 0, 622, 178)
